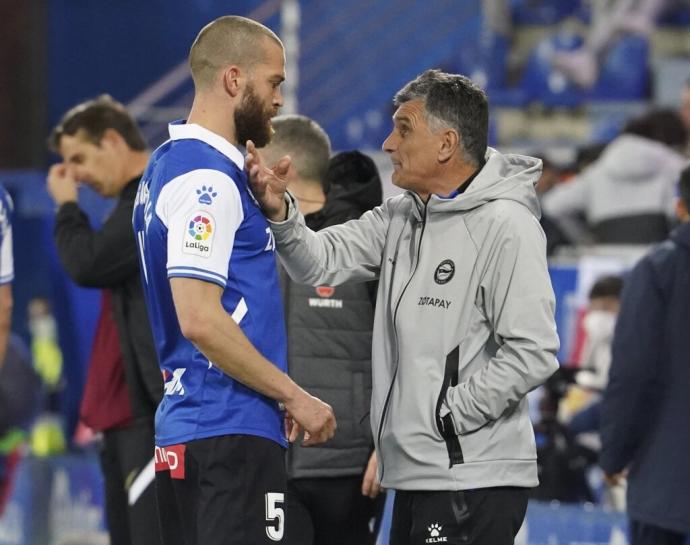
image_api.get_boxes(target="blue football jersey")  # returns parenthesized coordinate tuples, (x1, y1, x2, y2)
(0, 186, 14, 285)
(133, 121, 287, 447)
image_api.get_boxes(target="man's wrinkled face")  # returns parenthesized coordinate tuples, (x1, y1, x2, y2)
(382, 99, 441, 196)
(58, 130, 123, 197)
(235, 39, 285, 148)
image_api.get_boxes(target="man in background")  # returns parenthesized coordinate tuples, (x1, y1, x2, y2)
(601, 165, 690, 545)
(47, 95, 164, 545)
(261, 115, 383, 545)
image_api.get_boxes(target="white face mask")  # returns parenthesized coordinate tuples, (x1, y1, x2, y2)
(582, 310, 617, 343)
(577, 310, 618, 390)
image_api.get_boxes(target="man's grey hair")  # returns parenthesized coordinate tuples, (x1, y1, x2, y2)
(263, 115, 332, 183)
(394, 69, 489, 166)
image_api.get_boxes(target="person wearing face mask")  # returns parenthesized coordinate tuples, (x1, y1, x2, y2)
(562, 276, 622, 433)
(574, 276, 623, 394)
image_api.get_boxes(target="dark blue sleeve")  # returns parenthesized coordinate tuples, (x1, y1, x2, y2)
(599, 257, 665, 474)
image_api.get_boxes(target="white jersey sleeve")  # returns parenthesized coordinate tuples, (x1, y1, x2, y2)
(156, 169, 244, 288)
(0, 192, 14, 284)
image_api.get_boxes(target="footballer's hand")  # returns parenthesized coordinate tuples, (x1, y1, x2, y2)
(284, 411, 302, 443)
(245, 140, 290, 222)
(361, 451, 382, 498)
(47, 163, 79, 206)
(284, 390, 336, 447)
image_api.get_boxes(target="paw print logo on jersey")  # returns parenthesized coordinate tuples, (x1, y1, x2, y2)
(196, 185, 218, 205)
(188, 215, 213, 241)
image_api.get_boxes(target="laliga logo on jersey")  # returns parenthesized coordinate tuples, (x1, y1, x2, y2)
(183, 212, 215, 257)
(189, 215, 212, 241)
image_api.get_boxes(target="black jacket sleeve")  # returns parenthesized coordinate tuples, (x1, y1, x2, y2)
(600, 257, 665, 474)
(53, 200, 139, 288)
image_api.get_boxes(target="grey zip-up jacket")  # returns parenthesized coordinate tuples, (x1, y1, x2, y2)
(271, 148, 560, 490)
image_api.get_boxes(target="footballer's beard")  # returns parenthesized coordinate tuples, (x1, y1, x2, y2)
(235, 85, 276, 149)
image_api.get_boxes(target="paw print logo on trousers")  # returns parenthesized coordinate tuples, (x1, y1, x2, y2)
(196, 185, 218, 205)
(428, 523, 442, 537)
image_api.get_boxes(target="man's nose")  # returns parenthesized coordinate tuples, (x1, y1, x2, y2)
(382, 132, 397, 153)
(273, 89, 284, 108)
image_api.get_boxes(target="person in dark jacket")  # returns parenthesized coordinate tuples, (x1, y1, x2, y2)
(600, 164, 690, 545)
(261, 115, 384, 545)
(46, 95, 164, 545)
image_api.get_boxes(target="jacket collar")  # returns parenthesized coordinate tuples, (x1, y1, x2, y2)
(672, 221, 690, 251)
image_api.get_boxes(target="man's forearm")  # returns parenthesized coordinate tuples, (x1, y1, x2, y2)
(190, 309, 299, 404)
(171, 275, 299, 404)
(0, 284, 13, 368)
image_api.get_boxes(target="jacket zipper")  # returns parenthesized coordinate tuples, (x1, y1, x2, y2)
(377, 203, 427, 482)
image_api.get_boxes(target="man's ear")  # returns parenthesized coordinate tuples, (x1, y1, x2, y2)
(222, 66, 243, 98)
(438, 129, 459, 163)
(100, 128, 126, 150)
(676, 198, 689, 223)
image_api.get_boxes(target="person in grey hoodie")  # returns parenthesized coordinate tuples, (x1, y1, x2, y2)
(246, 69, 560, 545)
(542, 109, 688, 245)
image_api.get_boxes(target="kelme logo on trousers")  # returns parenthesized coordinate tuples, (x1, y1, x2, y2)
(434, 260, 455, 284)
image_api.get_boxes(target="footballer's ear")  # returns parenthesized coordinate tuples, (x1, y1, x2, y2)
(222, 65, 243, 98)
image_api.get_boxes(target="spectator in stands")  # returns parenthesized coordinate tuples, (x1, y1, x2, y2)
(565, 275, 624, 435)
(552, 0, 669, 89)
(46, 96, 165, 545)
(600, 165, 690, 545)
(261, 115, 383, 545)
(542, 108, 688, 245)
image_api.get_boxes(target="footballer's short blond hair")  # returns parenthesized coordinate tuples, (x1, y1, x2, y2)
(189, 15, 283, 89)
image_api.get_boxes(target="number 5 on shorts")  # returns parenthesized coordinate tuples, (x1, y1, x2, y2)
(265, 492, 285, 541)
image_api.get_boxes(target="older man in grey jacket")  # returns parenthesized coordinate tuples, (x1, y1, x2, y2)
(247, 69, 559, 545)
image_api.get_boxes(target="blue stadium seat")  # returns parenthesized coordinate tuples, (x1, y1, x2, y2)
(455, 32, 509, 92)
(657, 4, 690, 26)
(588, 35, 649, 101)
(521, 32, 586, 107)
(511, 0, 582, 25)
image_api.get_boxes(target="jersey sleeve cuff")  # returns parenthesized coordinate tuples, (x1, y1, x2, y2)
(167, 267, 227, 289)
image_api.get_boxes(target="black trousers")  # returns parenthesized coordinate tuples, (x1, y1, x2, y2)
(390, 487, 528, 545)
(284, 476, 384, 545)
(100, 417, 162, 545)
(630, 519, 688, 545)
(156, 434, 287, 545)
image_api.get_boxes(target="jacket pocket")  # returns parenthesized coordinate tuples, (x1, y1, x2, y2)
(435, 346, 464, 467)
